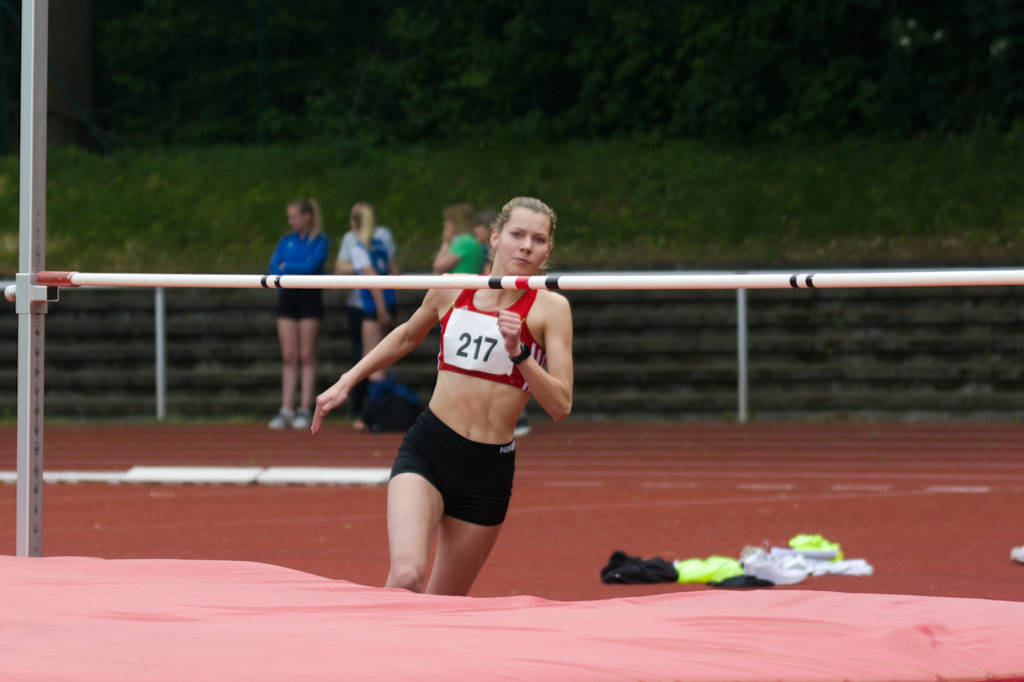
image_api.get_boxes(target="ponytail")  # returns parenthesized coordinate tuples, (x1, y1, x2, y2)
(351, 202, 376, 248)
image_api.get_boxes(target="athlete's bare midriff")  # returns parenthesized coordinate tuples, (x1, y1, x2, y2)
(428, 370, 529, 443)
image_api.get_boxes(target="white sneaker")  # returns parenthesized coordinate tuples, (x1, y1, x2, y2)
(809, 559, 874, 577)
(291, 408, 311, 430)
(1011, 546, 1024, 564)
(740, 545, 810, 585)
(268, 409, 293, 429)
(514, 413, 530, 437)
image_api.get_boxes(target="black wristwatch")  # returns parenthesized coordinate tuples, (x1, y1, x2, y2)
(510, 343, 531, 365)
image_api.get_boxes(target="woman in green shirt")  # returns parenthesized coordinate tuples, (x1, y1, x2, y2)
(432, 202, 487, 274)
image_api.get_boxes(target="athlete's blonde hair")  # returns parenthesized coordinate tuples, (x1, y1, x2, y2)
(494, 197, 557, 238)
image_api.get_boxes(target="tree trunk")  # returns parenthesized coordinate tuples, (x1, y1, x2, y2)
(48, 0, 94, 149)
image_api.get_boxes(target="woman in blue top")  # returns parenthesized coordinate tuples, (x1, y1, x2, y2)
(267, 198, 329, 429)
(335, 204, 399, 430)
(349, 202, 398, 392)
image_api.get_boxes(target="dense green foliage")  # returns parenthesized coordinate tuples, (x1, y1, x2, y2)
(94, 1, 1023, 147)
(1, 133, 1021, 276)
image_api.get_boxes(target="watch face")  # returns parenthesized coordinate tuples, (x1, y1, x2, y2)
(513, 344, 531, 364)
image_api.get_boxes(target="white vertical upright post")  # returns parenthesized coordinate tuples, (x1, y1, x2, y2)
(155, 287, 166, 420)
(16, 0, 48, 557)
(736, 288, 748, 423)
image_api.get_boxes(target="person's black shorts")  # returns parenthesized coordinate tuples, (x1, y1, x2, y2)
(390, 408, 516, 526)
(277, 289, 324, 320)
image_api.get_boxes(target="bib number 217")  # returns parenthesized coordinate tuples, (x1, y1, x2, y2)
(456, 333, 498, 362)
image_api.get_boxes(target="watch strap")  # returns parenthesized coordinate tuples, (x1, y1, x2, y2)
(510, 343, 531, 365)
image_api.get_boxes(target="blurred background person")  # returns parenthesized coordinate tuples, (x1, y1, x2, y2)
(336, 205, 394, 426)
(342, 202, 399, 430)
(433, 202, 486, 275)
(473, 208, 498, 275)
(268, 198, 328, 429)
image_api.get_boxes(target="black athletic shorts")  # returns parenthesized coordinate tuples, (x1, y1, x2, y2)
(277, 289, 324, 320)
(390, 408, 516, 526)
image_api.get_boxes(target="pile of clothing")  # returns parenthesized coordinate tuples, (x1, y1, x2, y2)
(600, 534, 873, 588)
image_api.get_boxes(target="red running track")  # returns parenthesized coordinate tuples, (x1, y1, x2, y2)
(2, 421, 1023, 602)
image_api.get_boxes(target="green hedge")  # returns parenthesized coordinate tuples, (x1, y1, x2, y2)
(1, 134, 1022, 276)
(93, 1, 1024, 146)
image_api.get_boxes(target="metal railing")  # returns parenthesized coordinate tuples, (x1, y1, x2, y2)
(12, 266, 1024, 424)
(4, 278, 752, 423)
(3, 281, 167, 420)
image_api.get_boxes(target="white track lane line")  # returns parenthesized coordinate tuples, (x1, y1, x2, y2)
(830, 484, 893, 491)
(543, 480, 604, 488)
(640, 481, 700, 489)
(924, 485, 992, 494)
(735, 483, 794, 491)
(515, 468, 1021, 482)
(512, 488, 941, 516)
(520, 458, 1024, 471)
(0, 471, 126, 484)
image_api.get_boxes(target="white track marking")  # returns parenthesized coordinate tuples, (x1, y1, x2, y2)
(520, 458, 1024, 472)
(543, 480, 604, 488)
(830, 484, 892, 492)
(512, 488, 943, 516)
(736, 483, 794, 491)
(924, 485, 992, 494)
(640, 481, 700, 489)
(516, 468, 1022, 482)
(258, 467, 390, 486)
(0, 471, 125, 484)
(0, 467, 393, 487)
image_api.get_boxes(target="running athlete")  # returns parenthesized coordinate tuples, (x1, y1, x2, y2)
(312, 196, 573, 596)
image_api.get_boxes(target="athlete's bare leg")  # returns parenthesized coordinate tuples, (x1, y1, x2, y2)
(424, 515, 503, 596)
(385, 473, 444, 592)
(277, 318, 299, 412)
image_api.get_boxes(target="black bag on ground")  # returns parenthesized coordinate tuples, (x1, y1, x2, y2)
(362, 377, 423, 433)
(600, 550, 679, 584)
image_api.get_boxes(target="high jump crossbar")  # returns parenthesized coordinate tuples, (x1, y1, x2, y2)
(6, 268, 1024, 301)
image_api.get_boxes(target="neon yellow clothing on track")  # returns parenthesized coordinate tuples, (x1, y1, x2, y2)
(789, 534, 844, 562)
(673, 556, 744, 583)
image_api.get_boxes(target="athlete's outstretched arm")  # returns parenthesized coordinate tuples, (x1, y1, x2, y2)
(498, 294, 573, 421)
(311, 290, 444, 432)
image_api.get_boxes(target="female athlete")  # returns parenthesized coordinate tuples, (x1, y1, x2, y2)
(312, 196, 573, 595)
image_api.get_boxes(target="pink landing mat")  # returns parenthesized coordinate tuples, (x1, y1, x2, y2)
(2, 556, 1023, 682)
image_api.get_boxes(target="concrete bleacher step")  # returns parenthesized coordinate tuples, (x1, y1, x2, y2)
(4, 285, 1024, 420)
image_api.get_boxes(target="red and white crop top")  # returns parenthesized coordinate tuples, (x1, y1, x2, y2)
(437, 289, 546, 392)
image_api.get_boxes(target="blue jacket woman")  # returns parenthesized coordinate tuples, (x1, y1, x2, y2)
(267, 198, 328, 430)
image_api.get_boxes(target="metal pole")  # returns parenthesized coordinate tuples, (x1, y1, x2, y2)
(154, 287, 166, 421)
(16, 0, 48, 557)
(736, 288, 748, 424)
(0, 10, 6, 154)
(257, 0, 266, 145)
